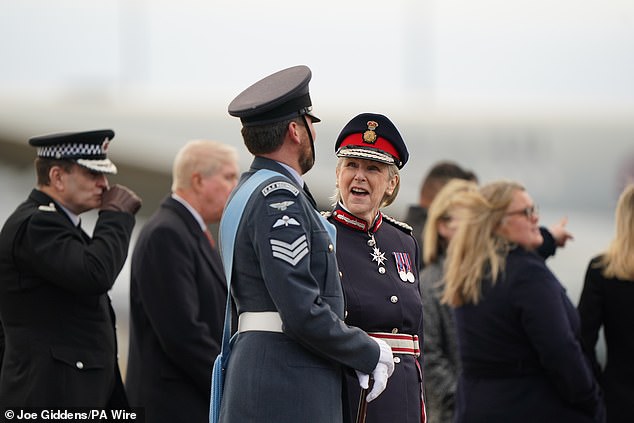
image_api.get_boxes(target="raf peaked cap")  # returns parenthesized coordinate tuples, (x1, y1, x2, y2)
(228, 65, 320, 127)
(335, 113, 409, 169)
(29, 129, 118, 174)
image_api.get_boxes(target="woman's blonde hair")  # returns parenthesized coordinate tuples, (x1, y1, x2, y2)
(423, 179, 479, 266)
(331, 157, 400, 208)
(598, 183, 634, 280)
(442, 180, 525, 306)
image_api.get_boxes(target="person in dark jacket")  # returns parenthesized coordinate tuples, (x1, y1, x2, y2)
(578, 183, 634, 423)
(442, 180, 604, 423)
(404, 160, 477, 268)
(327, 113, 426, 423)
(419, 178, 478, 423)
(218, 66, 394, 423)
(0, 129, 141, 408)
(421, 179, 573, 423)
(126, 140, 239, 423)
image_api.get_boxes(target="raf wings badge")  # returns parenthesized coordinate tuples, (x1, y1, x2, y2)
(269, 201, 295, 211)
(273, 215, 300, 228)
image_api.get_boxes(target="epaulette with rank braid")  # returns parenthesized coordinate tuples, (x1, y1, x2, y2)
(382, 213, 413, 234)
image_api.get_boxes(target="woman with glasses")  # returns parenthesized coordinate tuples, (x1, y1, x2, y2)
(578, 183, 634, 423)
(442, 180, 605, 423)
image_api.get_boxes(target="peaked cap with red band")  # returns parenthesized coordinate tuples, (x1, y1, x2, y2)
(334, 113, 409, 169)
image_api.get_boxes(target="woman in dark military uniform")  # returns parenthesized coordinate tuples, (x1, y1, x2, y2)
(327, 113, 426, 423)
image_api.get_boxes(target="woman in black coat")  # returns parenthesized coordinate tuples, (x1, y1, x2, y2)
(442, 180, 604, 423)
(578, 183, 634, 423)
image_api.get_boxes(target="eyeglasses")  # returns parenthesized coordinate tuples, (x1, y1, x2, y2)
(505, 205, 539, 219)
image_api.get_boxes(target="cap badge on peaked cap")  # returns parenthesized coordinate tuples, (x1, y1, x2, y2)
(363, 121, 379, 144)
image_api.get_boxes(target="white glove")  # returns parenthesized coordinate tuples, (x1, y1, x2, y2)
(356, 337, 394, 402)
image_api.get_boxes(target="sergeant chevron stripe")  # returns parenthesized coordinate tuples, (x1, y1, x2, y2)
(270, 235, 309, 266)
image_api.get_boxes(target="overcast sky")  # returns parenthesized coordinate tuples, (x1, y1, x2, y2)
(1, 0, 633, 118)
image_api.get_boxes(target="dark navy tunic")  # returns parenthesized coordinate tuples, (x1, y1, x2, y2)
(328, 203, 425, 423)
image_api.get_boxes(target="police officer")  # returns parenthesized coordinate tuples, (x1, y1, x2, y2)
(327, 113, 426, 423)
(0, 130, 141, 407)
(218, 66, 395, 423)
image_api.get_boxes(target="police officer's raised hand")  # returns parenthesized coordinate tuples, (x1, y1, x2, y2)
(101, 184, 142, 215)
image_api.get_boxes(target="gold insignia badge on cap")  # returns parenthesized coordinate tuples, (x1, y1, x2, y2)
(363, 121, 379, 144)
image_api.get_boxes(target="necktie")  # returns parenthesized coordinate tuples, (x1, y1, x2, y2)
(303, 183, 317, 209)
(204, 229, 216, 249)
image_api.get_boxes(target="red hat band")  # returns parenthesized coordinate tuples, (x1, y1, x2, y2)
(337, 133, 401, 162)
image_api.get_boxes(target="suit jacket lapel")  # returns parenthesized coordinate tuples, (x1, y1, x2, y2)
(162, 196, 227, 287)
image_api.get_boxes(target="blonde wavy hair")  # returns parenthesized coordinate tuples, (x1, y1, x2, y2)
(442, 180, 525, 306)
(423, 178, 479, 266)
(598, 183, 634, 280)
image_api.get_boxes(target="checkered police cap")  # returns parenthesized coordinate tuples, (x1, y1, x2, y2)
(29, 129, 118, 174)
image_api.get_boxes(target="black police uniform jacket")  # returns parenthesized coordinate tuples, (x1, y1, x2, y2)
(126, 196, 230, 423)
(0, 189, 133, 407)
(454, 247, 605, 423)
(328, 204, 425, 423)
(218, 157, 379, 423)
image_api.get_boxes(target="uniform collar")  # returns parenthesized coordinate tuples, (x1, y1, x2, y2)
(277, 161, 304, 187)
(57, 203, 81, 227)
(32, 189, 80, 226)
(331, 202, 382, 233)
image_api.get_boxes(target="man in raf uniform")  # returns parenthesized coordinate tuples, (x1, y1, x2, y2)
(218, 65, 395, 423)
(0, 130, 141, 408)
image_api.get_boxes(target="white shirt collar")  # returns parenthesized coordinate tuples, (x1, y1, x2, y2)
(277, 161, 304, 186)
(57, 203, 81, 227)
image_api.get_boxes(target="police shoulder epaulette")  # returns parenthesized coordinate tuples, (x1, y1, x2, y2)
(37, 202, 57, 212)
(320, 211, 332, 218)
(382, 213, 413, 234)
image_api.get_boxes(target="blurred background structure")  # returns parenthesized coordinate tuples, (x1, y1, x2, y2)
(2, 0, 633, 375)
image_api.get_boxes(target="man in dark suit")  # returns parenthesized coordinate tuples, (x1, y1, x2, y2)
(126, 140, 239, 423)
(0, 129, 141, 407)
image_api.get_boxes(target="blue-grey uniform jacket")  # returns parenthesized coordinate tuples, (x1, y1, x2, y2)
(0, 189, 132, 407)
(218, 157, 379, 423)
